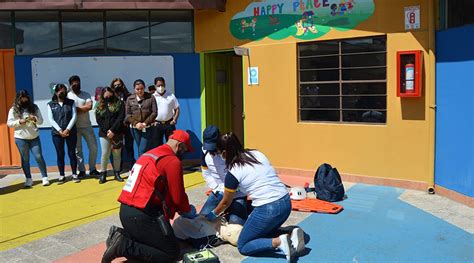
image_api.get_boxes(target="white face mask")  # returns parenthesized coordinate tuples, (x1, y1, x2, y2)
(156, 86, 165, 94)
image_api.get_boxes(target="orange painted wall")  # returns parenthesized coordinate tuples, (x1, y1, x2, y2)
(195, 0, 436, 184)
(0, 49, 20, 167)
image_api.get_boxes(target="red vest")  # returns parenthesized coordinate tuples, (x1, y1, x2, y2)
(118, 146, 173, 212)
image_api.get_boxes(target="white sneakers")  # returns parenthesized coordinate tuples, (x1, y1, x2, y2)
(291, 227, 305, 255)
(25, 177, 51, 187)
(72, 174, 81, 183)
(278, 234, 295, 262)
(42, 177, 50, 186)
(24, 178, 33, 188)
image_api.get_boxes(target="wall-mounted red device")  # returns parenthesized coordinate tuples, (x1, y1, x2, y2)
(397, 50, 423, 97)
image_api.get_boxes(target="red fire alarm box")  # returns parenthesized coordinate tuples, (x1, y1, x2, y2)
(397, 50, 423, 97)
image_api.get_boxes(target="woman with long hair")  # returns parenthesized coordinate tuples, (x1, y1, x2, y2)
(95, 86, 125, 184)
(47, 84, 79, 184)
(7, 90, 49, 187)
(110, 78, 134, 171)
(205, 132, 305, 262)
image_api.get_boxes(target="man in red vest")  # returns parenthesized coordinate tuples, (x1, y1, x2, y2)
(102, 130, 197, 263)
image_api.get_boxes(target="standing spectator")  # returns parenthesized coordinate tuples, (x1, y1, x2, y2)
(7, 90, 49, 187)
(110, 78, 134, 171)
(48, 84, 80, 183)
(68, 75, 99, 178)
(125, 79, 157, 157)
(95, 87, 125, 184)
(147, 85, 156, 94)
(151, 77, 180, 148)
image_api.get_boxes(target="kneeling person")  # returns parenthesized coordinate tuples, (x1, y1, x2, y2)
(102, 130, 198, 263)
(199, 125, 248, 225)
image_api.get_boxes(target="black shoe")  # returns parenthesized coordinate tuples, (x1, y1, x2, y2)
(78, 171, 86, 178)
(101, 230, 125, 263)
(90, 169, 100, 177)
(99, 172, 107, 184)
(114, 172, 124, 182)
(106, 225, 122, 247)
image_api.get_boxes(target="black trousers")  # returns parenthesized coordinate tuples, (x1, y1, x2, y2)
(119, 204, 180, 263)
(151, 123, 176, 148)
(52, 132, 77, 176)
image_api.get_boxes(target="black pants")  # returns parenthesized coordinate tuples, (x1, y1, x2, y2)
(52, 132, 77, 176)
(119, 204, 180, 263)
(151, 123, 176, 148)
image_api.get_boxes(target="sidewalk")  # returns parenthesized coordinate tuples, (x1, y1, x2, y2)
(1, 171, 473, 262)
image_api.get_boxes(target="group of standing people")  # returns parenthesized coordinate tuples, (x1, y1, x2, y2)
(7, 74, 180, 187)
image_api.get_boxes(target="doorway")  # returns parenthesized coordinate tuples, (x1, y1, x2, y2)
(202, 52, 244, 143)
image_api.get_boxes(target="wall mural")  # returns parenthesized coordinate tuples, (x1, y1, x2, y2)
(230, 0, 375, 41)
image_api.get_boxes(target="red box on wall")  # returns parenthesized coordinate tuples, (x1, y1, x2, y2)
(397, 50, 423, 97)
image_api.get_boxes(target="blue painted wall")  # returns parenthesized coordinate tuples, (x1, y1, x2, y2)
(435, 24, 474, 197)
(13, 54, 202, 167)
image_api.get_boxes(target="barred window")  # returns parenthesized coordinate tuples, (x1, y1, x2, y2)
(298, 36, 387, 124)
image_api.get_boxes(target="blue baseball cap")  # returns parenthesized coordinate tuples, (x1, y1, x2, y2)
(203, 125, 220, 151)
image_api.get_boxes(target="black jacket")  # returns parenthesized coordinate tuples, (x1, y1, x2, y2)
(95, 100, 125, 138)
(48, 98, 76, 135)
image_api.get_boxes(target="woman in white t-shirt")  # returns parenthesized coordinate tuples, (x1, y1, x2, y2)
(204, 133, 305, 262)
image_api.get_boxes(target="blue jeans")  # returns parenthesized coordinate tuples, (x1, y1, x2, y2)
(52, 132, 78, 176)
(237, 194, 291, 256)
(131, 127, 152, 157)
(199, 191, 248, 225)
(15, 137, 48, 179)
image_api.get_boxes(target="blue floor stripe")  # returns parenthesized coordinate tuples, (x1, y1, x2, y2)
(243, 184, 474, 263)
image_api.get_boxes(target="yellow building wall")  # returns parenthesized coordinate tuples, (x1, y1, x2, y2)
(195, 0, 436, 184)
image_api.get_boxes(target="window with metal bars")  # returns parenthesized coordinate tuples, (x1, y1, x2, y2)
(298, 36, 387, 124)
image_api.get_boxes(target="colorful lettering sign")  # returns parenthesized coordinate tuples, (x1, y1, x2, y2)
(230, 0, 375, 40)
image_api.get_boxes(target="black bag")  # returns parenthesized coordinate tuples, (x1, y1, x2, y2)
(314, 163, 345, 202)
(154, 177, 173, 237)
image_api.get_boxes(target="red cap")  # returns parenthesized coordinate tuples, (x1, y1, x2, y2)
(169, 130, 193, 152)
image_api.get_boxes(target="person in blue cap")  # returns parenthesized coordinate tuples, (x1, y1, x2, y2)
(199, 125, 248, 225)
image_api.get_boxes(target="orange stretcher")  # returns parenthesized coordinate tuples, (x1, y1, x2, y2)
(205, 189, 343, 214)
(291, 198, 343, 214)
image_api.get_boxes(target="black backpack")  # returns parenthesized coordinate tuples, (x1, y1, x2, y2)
(313, 163, 345, 202)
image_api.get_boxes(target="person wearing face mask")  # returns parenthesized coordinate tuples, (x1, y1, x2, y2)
(102, 130, 197, 263)
(151, 77, 180, 148)
(125, 79, 157, 157)
(67, 75, 99, 179)
(48, 84, 79, 183)
(95, 87, 125, 184)
(110, 78, 135, 172)
(7, 90, 49, 187)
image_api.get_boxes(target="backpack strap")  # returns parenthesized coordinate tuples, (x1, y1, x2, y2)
(142, 153, 172, 216)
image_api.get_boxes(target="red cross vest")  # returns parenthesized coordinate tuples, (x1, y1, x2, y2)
(118, 146, 173, 213)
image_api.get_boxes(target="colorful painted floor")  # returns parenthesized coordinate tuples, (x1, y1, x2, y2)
(1, 171, 473, 262)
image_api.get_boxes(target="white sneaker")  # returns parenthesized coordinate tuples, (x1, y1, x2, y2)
(278, 234, 295, 262)
(58, 175, 66, 184)
(25, 178, 33, 188)
(42, 177, 50, 186)
(290, 227, 305, 255)
(72, 174, 81, 183)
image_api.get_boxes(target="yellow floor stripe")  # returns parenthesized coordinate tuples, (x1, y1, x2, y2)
(0, 171, 204, 251)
